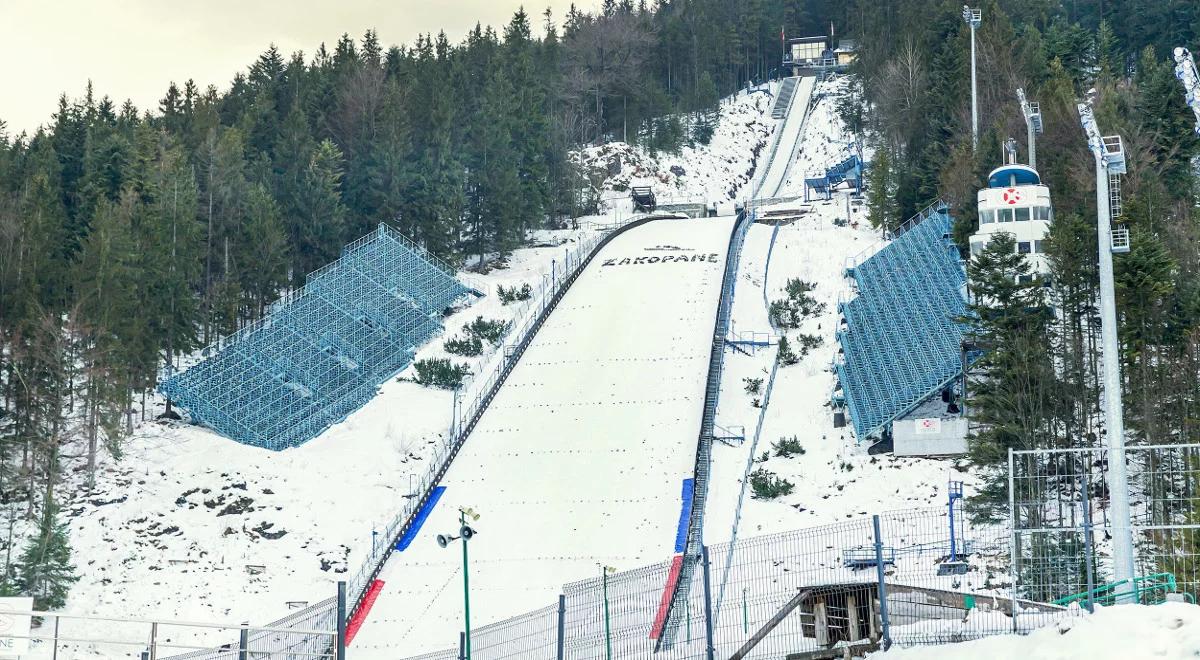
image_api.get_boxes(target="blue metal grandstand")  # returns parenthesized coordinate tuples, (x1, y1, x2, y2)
(833, 202, 970, 440)
(159, 225, 473, 450)
(804, 153, 864, 200)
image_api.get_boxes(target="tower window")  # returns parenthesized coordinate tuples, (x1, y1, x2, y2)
(980, 210, 995, 224)
(999, 208, 1014, 222)
(1034, 240, 1045, 253)
(1015, 207, 1031, 222)
(1018, 241, 1032, 254)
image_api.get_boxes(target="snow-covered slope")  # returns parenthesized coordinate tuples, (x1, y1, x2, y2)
(353, 217, 736, 657)
(871, 602, 1200, 659)
(52, 230, 591, 656)
(575, 87, 775, 208)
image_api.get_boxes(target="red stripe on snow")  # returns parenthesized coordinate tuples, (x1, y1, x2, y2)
(345, 579, 385, 646)
(649, 555, 684, 639)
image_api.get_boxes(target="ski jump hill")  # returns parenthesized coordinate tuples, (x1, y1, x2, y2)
(352, 217, 739, 657)
(754, 76, 816, 200)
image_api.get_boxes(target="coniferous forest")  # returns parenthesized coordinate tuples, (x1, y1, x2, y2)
(0, 1, 843, 605)
(846, 0, 1200, 560)
(2, 0, 1200, 605)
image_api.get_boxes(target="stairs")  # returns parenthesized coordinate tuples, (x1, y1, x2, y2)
(771, 77, 799, 119)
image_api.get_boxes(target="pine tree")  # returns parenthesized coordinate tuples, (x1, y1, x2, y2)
(16, 505, 77, 610)
(865, 146, 898, 232)
(240, 184, 290, 317)
(294, 139, 347, 278)
(964, 233, 1057, 523)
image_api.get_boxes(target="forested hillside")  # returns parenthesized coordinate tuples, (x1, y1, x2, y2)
(0, 1, 846, 604)
(842, 0, 1200, 522)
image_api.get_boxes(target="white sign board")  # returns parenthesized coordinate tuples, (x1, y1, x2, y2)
(0, 597, 33, 657)
(914, 417, 942, 435)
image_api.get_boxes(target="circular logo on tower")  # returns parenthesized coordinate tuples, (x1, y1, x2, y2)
(1002, 188, 1021, 205)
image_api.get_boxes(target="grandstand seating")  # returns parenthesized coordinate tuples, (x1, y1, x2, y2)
(159, 224, 472, 450)
(804, 154, 863, 200)
(834, 205, 969, 440)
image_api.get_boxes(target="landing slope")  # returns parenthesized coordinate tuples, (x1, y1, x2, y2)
(353, 217, 737, 657)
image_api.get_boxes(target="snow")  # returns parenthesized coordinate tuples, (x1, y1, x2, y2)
(872, 603, 1200, 659)
(754, 76, 816, 199)
(47, 229, 595, 657)
(575, 87, 775, 209)
(352, 217, 736, 657)
(31, 72, 1049, 659)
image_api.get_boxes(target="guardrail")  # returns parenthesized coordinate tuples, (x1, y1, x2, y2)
(344, 216, 661, 626)
(656, 209, 753, 649)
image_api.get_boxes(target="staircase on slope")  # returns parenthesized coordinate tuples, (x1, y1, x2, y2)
(771, 77, 799, 119)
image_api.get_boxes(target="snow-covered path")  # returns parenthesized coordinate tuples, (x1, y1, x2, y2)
(754, 76, 815, 199)
(352, 217, 737, 657)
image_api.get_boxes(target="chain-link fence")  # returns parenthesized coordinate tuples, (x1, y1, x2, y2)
(1010, 443, 1200, 622)
(400, 506, 1027, 659)
(1, 597, 339, 660)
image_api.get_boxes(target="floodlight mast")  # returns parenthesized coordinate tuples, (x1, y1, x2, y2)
(1017, 88, 1043, 169)
(1173, 47, 1200, 135)
(963, 6, 982, 151)
(1077, 101, 1136, 600)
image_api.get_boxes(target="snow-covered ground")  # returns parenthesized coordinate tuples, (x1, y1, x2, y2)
(702, 73, 974, 544)
(873, 602, 1200, 659)
(26, 71, 1043, 660)
(353, 217, 735, 657)
(44, 229, 593, 657)
(575, 86, 775, 209)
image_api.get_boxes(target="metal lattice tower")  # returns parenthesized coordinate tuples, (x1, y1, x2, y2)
(833, 204, 972, 440)
(159, 225, 473, 450)
(1174, 47, 1200, 135)
(1078, 100, 1135, 596)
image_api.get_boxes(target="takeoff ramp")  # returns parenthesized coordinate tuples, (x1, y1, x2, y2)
(755, 76, 816, 199)
(352, 217, 738, 657)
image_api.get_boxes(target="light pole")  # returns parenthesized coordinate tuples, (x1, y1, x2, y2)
(963, 6, 981, 151)
(1077, 101, 1136, 598)
(438, 507, 481, 658)
(1017, 88, 1043, 169)
(599, 564, 616, 660)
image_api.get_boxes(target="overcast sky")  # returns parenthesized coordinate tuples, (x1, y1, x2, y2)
(1, 0, 588, 135)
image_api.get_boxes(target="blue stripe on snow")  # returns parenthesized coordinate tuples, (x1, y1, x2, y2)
(396, 485, 446, 551)
(674, 479, 695, 553)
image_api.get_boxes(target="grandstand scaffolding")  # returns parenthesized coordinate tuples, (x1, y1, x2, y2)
(833, 203, 971, 441)
(159, 224, 473, 450)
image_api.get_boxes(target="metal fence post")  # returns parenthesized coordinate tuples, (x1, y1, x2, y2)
(458, 631, 466, 660)
(871, 515, 890, 650)
(239, 627, 250, 660)
(52, 615, 59, 660)
(1082, 464, 1097, 613)
(149, 622, 159, 660)
(556, 594, 566, 660)
(1008, 449, 1019, 633)
(702, 546, 716, 660)
(337, 581, 347, 660)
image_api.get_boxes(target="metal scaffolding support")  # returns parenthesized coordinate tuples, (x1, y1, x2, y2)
(159, 225, 472, 450)
(1077, 101, 1135, 597)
